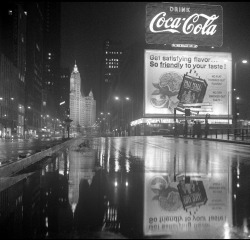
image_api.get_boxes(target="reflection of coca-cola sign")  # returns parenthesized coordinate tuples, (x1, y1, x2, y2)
(146, 2, 223, 47)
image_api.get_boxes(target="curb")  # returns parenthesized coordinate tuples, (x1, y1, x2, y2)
(0, 138, 75, 177)
(163, 135, 250, 145)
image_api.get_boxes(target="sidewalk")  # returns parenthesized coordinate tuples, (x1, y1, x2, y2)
(164, 133, 250, 145)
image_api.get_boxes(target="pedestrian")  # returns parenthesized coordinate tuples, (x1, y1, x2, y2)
(183, 120, 188, 137)
(204, 120, 210, 138)
(192, 121, 197, 137)
(197, 121, 202, 138)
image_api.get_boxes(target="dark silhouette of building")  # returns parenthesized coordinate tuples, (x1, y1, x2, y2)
(100, 40, 124, 114)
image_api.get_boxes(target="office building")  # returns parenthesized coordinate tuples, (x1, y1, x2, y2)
(83, 90, 96, 127)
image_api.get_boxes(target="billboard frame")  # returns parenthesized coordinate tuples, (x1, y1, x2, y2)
(143, 49, 232, 120)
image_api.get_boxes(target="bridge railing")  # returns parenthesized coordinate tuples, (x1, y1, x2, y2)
(183, 128, 250, 142)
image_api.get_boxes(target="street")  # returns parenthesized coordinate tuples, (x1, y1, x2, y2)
(1, 136, 250, 238)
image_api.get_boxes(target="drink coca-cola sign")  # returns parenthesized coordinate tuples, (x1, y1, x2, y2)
(146, 2, 223, 47)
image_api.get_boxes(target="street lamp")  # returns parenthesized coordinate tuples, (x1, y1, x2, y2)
(114, 96, 132, 136)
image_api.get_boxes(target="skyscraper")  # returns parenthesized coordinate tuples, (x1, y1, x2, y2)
(69, 63, 85, 128)
(69, 63, 96, 132)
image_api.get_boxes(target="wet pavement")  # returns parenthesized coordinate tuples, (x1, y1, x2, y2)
(1, 136, 250, 239)
(0, 138, 64, 166)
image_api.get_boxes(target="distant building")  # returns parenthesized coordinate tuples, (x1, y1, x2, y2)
(100, 39, 124, 113)
(83, 90, 96, 127)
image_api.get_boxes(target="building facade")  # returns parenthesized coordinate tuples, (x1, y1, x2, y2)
(24, 2, 44, 138)
(0, 2, 27, 138)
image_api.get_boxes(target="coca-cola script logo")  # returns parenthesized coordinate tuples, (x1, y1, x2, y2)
(145, 3, 223, 47)
(149, 12, 219, 35)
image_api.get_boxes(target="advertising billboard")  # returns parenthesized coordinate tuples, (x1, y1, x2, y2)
(145, 2, 223, 47)
(144, 49, 232, 118)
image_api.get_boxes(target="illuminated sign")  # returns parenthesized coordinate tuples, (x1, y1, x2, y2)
(146, 2, 223, 47)
(131, 118, 175, 126)
(144, 49, 232, 118)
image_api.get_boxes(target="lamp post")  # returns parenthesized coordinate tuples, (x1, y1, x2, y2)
(0, 98, 3, 137)
(3, 114, 7, 138)
(100, 112, 111, 135)
(125, 97, 133, 136)
(234, 59, 248, 129)
(64, 116, 73, 139)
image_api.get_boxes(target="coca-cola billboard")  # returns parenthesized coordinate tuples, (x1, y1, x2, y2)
(146, 2, 223, 47)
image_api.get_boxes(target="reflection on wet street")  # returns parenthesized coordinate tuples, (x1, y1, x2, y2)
(1, 136, 250, 238)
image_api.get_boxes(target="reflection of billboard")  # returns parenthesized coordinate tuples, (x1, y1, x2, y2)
(177, 179, 208, 210)
(143, 172, 232, 237)
(144, 50, 232, 118)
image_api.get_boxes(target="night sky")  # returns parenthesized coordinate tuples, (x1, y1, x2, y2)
(61, 2, 250, 114)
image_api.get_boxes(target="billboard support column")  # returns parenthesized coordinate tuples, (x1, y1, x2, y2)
(174, 108, 177, 137)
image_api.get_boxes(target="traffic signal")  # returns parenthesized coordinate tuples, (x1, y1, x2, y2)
(185, 109, 191, 116)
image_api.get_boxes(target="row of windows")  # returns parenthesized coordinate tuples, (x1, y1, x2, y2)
(105, 62, 119, 65)
(106, 59, 119, 61)
(105, 51, 122, 55)
(108, 66, 118, 69)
